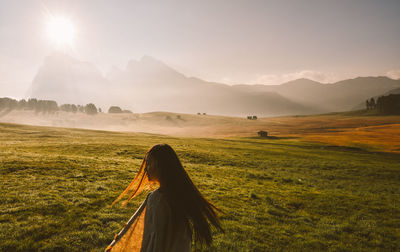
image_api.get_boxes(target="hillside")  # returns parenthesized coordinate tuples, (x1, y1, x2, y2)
(384, 87, 400, 95)
(233, 77, 400, 111)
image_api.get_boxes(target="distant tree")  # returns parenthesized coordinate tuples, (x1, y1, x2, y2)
(34, 100, 43, 113)
(370, 97, 376, 109)
(98, 108, 102, 113)
(376, 94, 400, 115)
(0, 98, 5, 110)
(71, 104, 78, 113)
(0, 97, 18, 111)
(366, 99, 370, 110)
(10, 98, 18, 110)
(366, 97, 377, 110)
(122, 109, 132, 113)
(376, 97, 382, 112)
(60, 104, 72, 112)
(60, 104, 79, 113)
(34, 100, 58, 114)
(17, 99, 27, 110)
(108, 106, 123, 113)
(46, 100, 58, 114)
(78, 105, 85, 113)
(177, 115, 181, 119)
(252, 115, 258, 120)
(85, 103, 98, 115)
(27, 98, 38, 110)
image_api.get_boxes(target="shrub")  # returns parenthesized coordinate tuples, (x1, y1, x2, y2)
(85, 103, 98, 115)
(108, 106, 123, 113)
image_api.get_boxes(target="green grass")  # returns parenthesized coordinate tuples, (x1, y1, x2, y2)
(0, 122, 400, 251)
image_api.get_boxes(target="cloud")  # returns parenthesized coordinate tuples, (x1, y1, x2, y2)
(252, 70, 337, 85)
(386, 69, 400, 80)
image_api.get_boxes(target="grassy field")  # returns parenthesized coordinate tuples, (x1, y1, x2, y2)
(1, 121, 400, 251)
(2, 110, 400, 154)
(303, 123, 400, 153)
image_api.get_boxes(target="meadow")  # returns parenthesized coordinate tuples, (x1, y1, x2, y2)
(2, 110, 400, 154)
(0, 121, 400, 251)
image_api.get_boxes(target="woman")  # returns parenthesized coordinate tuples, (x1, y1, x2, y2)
(106, 144, 223, 252)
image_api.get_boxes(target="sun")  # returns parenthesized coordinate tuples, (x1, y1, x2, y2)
(46, 16, 75, 47)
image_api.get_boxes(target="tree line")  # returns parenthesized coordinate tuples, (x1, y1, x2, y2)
(0, 97, 132, 115)
(0, 98, 59, 114)
(366, 94, 400, 115)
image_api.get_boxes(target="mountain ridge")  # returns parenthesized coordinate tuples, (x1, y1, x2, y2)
(29, 53, 400, 116)
(233, 76, 400, 111)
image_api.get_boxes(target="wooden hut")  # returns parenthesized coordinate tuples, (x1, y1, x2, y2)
(257, 131, 268, 137)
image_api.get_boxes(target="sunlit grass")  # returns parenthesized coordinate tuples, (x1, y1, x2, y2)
(303, 124, 400, 153)
(0, 122, 400, 251)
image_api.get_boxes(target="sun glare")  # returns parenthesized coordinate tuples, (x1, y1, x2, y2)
(46, 16, 74, 47)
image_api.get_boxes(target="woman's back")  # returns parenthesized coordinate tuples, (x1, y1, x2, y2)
(108, 144, 222, 251)
(141, 189, 191, 252)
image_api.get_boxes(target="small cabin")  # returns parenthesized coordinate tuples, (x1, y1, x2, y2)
(247, 115, 258, 120)
(258, 131, 268, 137)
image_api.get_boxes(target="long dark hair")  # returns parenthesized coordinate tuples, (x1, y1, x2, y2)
(112, 144, 223, 247)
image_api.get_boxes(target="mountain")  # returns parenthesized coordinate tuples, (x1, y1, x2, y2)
(233, 77, 400, 111)
(30, 52, 111, 108)
(352, 84, 400, 110)
(109, 56, 319, 115)
(30, 54, 317, 116)
(384, 87, 400, 95)
(29, 54, 400, 116)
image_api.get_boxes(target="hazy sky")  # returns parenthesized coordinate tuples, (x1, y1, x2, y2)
(1, 0, 400, 98)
